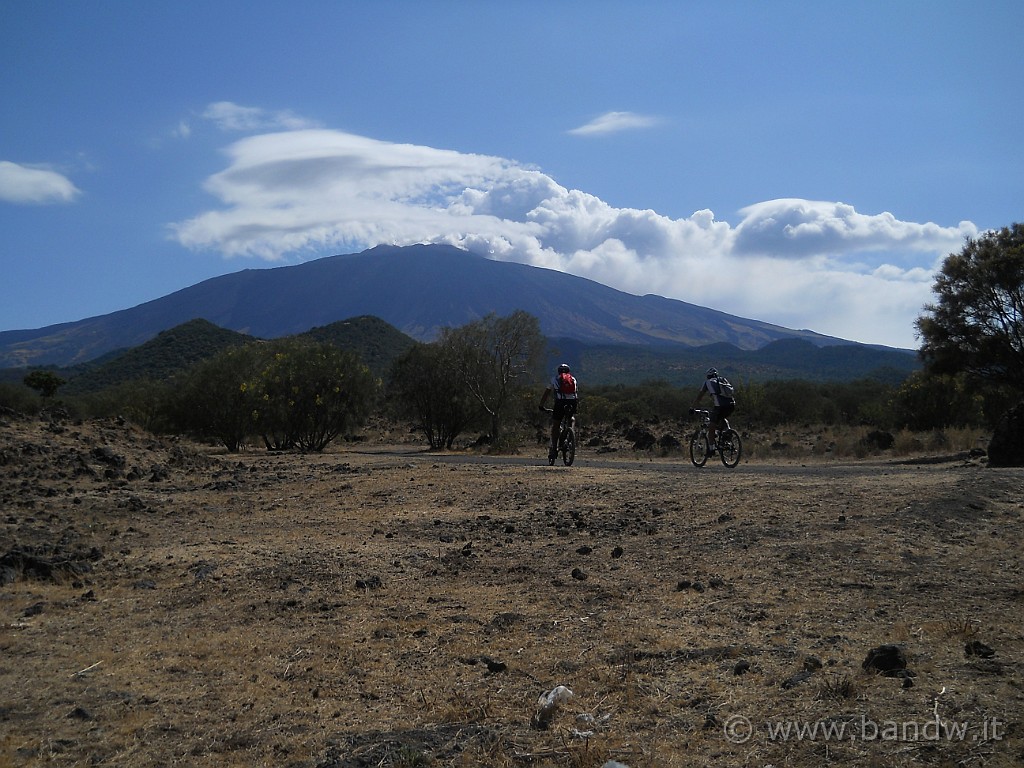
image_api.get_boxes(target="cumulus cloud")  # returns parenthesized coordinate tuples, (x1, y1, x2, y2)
(0, 161, 80, 205)
(567, 111, 661, 136)
(733, 199, 972, 259)
(169, 127, 977, 348)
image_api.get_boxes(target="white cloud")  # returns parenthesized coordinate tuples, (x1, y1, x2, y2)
(733, 199, 973, 259)
(172, 120, 191, 140)
(202, 101, 321, 132)
(568, 111, 660, 136)
(169, 128, 978, 349)
(0, 161, 80, 205)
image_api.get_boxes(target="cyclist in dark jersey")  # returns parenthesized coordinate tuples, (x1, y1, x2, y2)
(690, 367, 735, 446)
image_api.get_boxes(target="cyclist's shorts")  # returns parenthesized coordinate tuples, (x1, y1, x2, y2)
(553, 399, 578, 420)
(712, 402, 735, 423)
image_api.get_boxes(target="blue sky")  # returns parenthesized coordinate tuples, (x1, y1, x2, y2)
(2, 1, 1021, 350)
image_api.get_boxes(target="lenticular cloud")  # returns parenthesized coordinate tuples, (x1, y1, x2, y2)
(0, 161, 80, 205)
(169, 127, 975, 348)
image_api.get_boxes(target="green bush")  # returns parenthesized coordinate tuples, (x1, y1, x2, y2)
(252, 339, 376, 452)
(75, 379, 174, 432)
(0, 381, 40, 415)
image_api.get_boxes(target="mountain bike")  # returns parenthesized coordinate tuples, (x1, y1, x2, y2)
(542, 406, 576, 466)
(689, 409, 741, 468)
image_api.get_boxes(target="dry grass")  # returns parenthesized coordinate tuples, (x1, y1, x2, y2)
(733, 424, 988, 462)
(1, 414, 1021, 767)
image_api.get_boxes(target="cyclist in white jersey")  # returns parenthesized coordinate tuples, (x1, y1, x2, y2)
(539, 363, 578, 463)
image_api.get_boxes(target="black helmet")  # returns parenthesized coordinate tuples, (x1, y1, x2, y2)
(557, 363, 571, 373)
(706, 367, 718, 379)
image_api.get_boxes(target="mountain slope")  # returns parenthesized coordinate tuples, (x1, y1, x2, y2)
(0, 244, 896, 369)
(550, 337, 917, 388)
(59, 316, 421, 395)
(298, 316, 418, 378)
(49, 317, 915, 399)
(61, 319, 258, 394)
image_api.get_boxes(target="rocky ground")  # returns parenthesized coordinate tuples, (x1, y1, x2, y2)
(1, 410, 1022, 767)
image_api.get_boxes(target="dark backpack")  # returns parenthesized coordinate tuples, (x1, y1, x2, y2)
(557, 372, 577, 396)
(714, 376, 736, 402)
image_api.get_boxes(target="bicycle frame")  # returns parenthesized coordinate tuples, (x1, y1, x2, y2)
(559, 412, 576, 441)
(690, 409, 741, 468)
(543, 405, 577, 466)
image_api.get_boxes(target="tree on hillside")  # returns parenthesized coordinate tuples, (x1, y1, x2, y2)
(24, 369, 65, 399)
(441, 311, 546, 444)
(916, 223, 1024, 396)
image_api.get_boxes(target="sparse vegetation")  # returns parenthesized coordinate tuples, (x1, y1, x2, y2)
(1, 412, 1019, 767)
(0, 312, 1002, 462)
(818, 673, 859, 702)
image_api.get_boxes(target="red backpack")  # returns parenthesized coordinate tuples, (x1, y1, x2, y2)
(557, 372, 577, 396)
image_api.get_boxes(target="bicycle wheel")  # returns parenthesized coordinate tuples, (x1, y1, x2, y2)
(718, 428, 742, 468)
(689, 431, 710, 467)
(562, 428, 576, 466)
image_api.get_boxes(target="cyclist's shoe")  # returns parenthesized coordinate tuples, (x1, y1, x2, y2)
(548, 447, 557, 465)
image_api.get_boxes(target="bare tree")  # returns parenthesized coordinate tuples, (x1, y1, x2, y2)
(441, 311, 546, 443)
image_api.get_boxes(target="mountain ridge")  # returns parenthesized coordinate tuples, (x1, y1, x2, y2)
(29, 319, 918, 397)
(0, 244, 912, 369)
